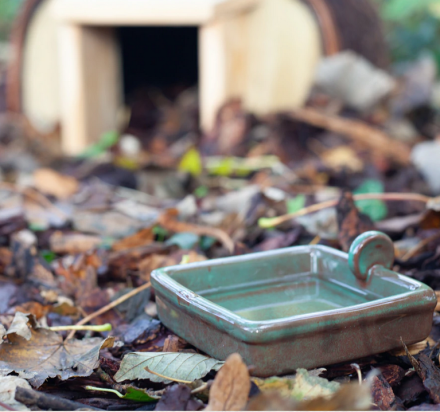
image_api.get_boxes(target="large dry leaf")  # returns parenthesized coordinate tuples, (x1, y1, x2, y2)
(49, 231, 102, 254)
(205, 353, 250, 411)
(33, 168, 79, 200)
(114, 352, 224, 384)
(253, 369, 339, 401)
(0, 312, 114, 388)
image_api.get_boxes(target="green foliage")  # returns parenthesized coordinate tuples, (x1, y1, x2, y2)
(376, 0, 440, 69)
(354, 179, 387, 222)
(0, 0, 24, 41)
(286, 195, 306, 214)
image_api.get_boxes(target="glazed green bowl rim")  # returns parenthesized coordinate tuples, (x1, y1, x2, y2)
(151, 244, 435, 343)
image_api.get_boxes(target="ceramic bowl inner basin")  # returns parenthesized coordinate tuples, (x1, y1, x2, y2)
(168, 246, 415, 322)
(199, 274, 374, 321)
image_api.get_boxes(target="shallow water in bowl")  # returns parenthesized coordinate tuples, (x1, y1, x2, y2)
(199, 273, 379, 321)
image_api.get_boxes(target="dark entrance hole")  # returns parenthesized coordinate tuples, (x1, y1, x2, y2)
(118, 26, 199, 100)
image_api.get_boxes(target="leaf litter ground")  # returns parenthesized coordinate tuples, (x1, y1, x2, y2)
(1, 73, 440, 410)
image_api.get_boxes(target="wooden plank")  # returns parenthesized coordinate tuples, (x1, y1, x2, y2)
(52, 0, 223, 25)
(58, 24, 122, 155)
(214, 0, 259, 18)
(242, 0, 321, 115)
(199, 22, 227, 131)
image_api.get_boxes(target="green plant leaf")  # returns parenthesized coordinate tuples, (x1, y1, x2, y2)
(286, 194, 306, 214)
(354, 179, 387, 222)
(40, 250, 57, 264)
(114, 352, 224, 383)
(179, 148, 202, 176)
(86, 386, 160, 402)
(78, 131, 119, 159)
(382, 0, 437, 20)
(200, 236, 216, 251)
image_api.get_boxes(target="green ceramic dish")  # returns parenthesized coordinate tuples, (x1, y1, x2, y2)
(151, 231, 436, 376)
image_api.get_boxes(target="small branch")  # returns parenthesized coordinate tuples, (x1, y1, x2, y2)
(401, 232, 440, 261)
(350, 363, 362, 386)
(66, 282, 151, 340)
(289, 107, 411, 165)
(49, 323, 112, 332)
(259, 192, 432, 229)
(145, 367, 192, 384)
(15, 387, 103, 411)
(0, 401, 16, 411)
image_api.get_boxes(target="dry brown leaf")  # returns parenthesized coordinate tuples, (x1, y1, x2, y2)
(49, 231, 102, 254)
(158, 209, 235, 253)
(112, 227, 154, 251)
(321, 146, 364, 172)
(205, 353, 250, 411)
(33, 168, 79, 199)
(0, 313, 114, 388)
(336, 191, 375, 251)
(390, 337, 436, 357)
(14, 302, 51, 320)
(163, 335, 181, 352)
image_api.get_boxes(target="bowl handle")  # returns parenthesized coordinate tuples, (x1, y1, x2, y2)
(348, 231, 394, 281)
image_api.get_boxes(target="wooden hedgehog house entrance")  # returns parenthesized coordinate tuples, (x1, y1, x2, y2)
(7, 0, 388, 155)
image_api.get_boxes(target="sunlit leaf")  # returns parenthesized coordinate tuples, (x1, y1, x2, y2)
(354, 179, 387, 222)
(286, 194, 306, 214)
(179, 148, 202, 176)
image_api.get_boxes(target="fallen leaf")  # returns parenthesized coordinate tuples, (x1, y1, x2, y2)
(114, 352, 224, 384)
(49, 231, 102, 254)
(336, 191, 375, 251)
(247, 381, 371, 411)
(14, 302, 51, 320)
(86, 385, 160, 402)
(163, 335, 182, 352)
(156, 384, 203, 411)
(371, 374, 395, 410)
(0, 312, 114, 387)
(378, 364, 406, 387)
(354, 179, 388, 222)
(321, 146, 364, 173)
(158, 209, 234, 253)
(179, 147, 202, 177)
(296, 381, 372, 411)
(253, 369, 340, 401)
(111, 227, 154, 251)
(33, 168, 79, 199)
(0, 376, 32, 411)
(166, 232, 200, 250)
(417, 353, 440, 404)
(205, 353, 250, 411)
(286, 194, 306, 214)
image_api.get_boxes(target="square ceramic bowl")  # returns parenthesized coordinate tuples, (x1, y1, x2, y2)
(151, 231, 436, 376)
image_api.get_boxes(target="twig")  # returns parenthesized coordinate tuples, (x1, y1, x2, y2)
(144, 366, 193, 384)
(15, 387, 103, 411)
(350, 363, 362, 386)
(0, 401, 16, 411)
(49, 323, 112, 332)
(66, 282, 151, 340)
(158, 213, 235, 253)
(259, 192, 432, 229)
(401, 232, 440, 261)
(289, 107, 411, 165)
